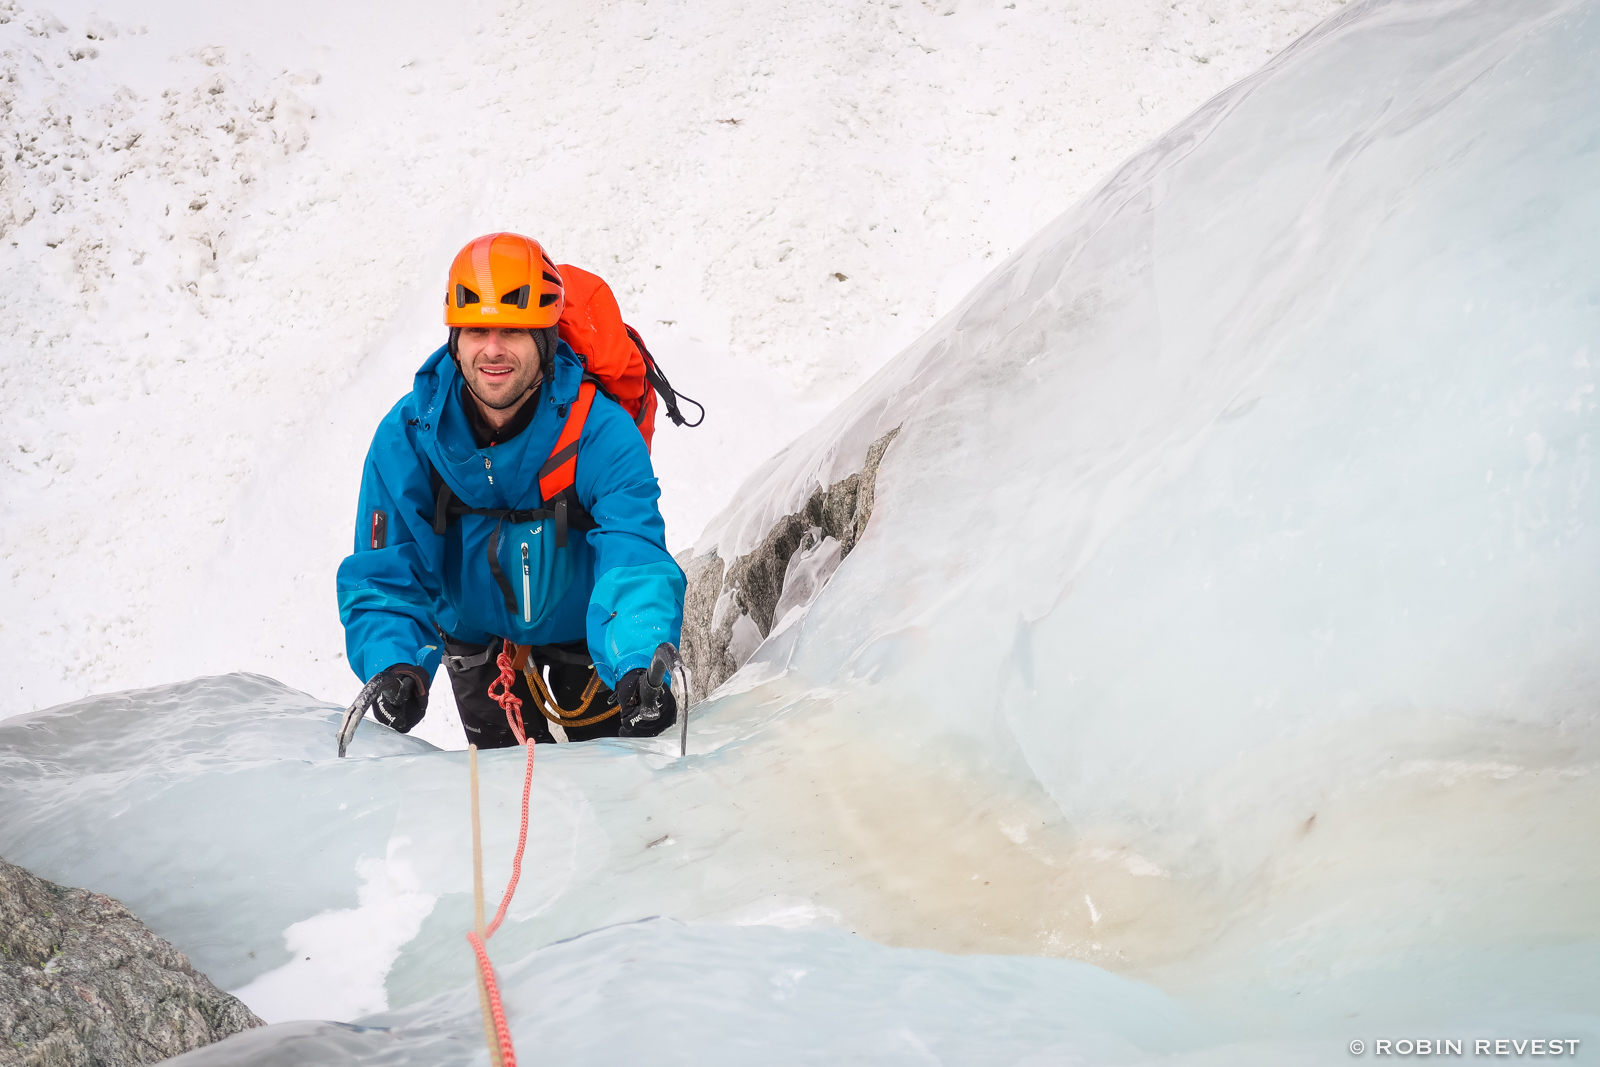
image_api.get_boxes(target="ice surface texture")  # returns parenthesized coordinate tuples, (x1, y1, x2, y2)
(4, 0, 1600, 1061)
(0, 677, 1208, 1065)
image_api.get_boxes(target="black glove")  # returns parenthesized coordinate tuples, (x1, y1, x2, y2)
(369, 664, 430, 734)
(614, 667, 677, 738)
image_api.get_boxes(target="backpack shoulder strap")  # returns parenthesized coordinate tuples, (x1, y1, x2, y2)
(537, 380, 599, 548)
(539, 379, 597, 503)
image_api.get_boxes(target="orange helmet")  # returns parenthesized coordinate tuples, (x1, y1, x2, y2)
(443, 233, 564, 329)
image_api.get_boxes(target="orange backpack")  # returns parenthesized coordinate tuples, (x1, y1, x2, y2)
(536, 264, 701, 514)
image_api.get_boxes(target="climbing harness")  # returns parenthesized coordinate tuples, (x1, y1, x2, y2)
(492, 638, 696, 739)
(485, 639, 620, 740)
(526, 667, 616, 729)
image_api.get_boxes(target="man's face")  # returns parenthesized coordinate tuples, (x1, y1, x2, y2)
(457, 327, 542, 410)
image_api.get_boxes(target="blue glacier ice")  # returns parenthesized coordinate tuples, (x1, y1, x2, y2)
(3, 0, 1600, 1062)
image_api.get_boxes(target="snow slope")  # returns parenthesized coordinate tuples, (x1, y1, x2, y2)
(2, 3, 1597, 1063)
(0, 0, 1345, 732)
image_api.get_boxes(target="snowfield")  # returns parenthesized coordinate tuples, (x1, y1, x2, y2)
(1, 0, 1344, 730)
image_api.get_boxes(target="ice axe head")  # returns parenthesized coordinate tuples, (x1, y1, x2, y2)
(336, 674, 386, 758)
(638, 646, 669, 713)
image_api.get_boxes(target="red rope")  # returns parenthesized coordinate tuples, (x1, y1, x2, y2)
(487, 736, 534, 938)
(466, 931, 517, 1067)
(467, 640, 538, 1066)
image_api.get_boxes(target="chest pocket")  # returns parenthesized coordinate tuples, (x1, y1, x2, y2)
(501, 516, 581, 627)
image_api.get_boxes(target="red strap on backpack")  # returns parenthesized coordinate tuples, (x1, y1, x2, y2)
(538, 380, 597, 502)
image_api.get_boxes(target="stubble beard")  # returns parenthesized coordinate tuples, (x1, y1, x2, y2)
(465, 364, 542, 411)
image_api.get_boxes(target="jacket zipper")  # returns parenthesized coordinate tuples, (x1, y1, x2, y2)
(520, 542, 531, 623)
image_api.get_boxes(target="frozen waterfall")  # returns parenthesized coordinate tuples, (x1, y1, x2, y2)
(3, 0, 1599, 1062)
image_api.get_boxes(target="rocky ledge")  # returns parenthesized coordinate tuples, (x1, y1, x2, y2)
(0, 856, 262, 1067)
(680, 427, 899, 696)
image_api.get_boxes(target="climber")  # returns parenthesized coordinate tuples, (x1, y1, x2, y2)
(335, 232, 685, 748)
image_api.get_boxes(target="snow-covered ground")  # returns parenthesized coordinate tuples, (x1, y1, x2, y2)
(0, 0, 1345, 733)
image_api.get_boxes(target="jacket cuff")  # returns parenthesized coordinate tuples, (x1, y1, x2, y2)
(357, 639, 442, 683)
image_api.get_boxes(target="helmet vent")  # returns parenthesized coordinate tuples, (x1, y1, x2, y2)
(501, 285, 531, 310)
(539, 293, 559, 307)
(455, 283, 480, 307)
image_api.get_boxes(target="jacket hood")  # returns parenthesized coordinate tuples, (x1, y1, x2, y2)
(407, 339, 586, 508)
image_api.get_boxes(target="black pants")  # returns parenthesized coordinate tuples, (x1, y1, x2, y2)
(440, 634, 621, 748)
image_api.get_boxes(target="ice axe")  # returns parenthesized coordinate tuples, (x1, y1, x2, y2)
(336, 674, 386, 758)
(338, 668, 429, 757)
(636, 642, 693, 757)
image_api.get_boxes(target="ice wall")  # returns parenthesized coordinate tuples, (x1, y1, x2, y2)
(3, 0, 1599, 1061)
(698, 0, 1600, 1028)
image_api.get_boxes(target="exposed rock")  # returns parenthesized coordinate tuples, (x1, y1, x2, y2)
(680, 427, 899, 697)
(0, 856, 262, 1067)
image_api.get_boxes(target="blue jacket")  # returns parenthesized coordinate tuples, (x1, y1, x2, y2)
(336, 341, 684, 689)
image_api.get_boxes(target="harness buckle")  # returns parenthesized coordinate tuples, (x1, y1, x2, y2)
(444, 645, 497, 672)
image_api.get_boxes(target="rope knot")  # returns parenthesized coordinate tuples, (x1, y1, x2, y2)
(487, 641, 527, 746)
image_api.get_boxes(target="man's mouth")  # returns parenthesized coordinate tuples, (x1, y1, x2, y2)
(479, 365, 514, 381)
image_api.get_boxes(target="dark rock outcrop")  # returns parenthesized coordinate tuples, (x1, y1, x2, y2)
(680, 427, 898, 697)
(0, 856, 262, 1067)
